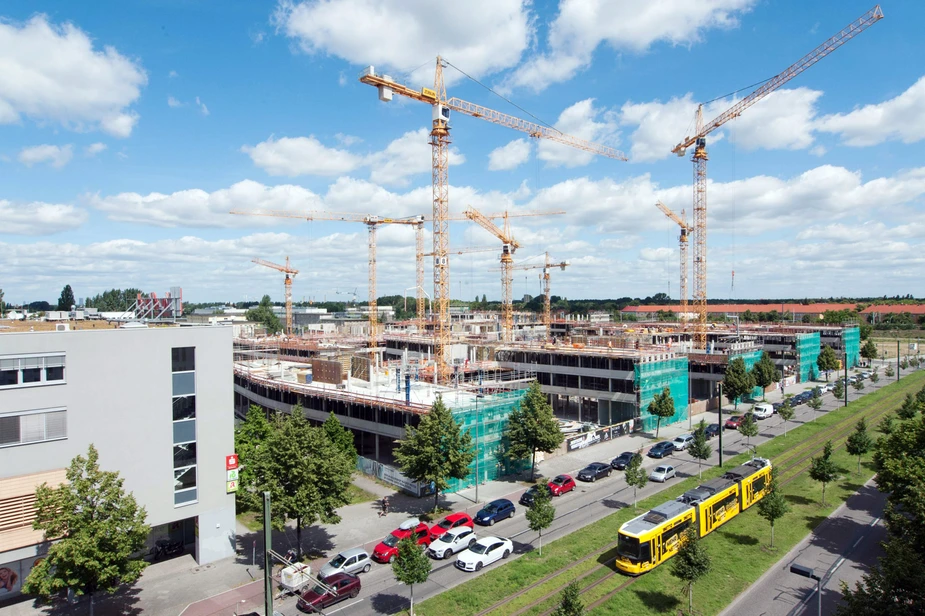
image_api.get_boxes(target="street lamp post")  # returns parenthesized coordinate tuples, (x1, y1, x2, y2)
(475, 394, 485, 503)
(790, 563, 822, 616)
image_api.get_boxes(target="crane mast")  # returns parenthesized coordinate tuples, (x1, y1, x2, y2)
(655, 201, 693, 326)
(251, 256, 299, 335)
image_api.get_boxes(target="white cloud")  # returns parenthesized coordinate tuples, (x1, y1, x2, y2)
(338, 72, 347, 87)
(168, 70, 179, 78)
(488, 138, 532, 171)
(18, 144, 74, 168)
(167, 96, 183, 108)
(242, 136, 365, 176)
(809, 145, 826, 157)
(0, 15, 147, 137)
(85, 142, 107, 156)
(640, 246, 673, 262)
(537, 99, 619, 168)
(0, 200, 88, 234)
(273, 0, 531, 86)
(335, 133, 362, 146)
(815, 75, 925, 147)
(367, 129, 465, 186)
(505, 0, 756, 92)
(195, 96, 209, 116)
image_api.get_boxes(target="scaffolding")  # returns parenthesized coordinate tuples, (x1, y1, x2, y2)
(843, 326, 861, 368)
(635, 356, 689, 432)
(796, 332, 821, 382)
(731, 349, 763, 400)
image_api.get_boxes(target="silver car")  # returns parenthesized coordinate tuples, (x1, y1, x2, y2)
(319, 547, 371, 578)
(649, 464, 676, 483)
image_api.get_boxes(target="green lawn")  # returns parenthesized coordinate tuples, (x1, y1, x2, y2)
(413, 369, 925, 616)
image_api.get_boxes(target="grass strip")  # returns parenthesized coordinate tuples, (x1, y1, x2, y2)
(414, 370, 925, 616)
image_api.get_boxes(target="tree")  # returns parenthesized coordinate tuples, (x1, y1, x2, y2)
(647, 387, 676, 438)
(246, 294, 283, 334)
(900, 358, 908, 371)
(392, 537, 432, 616)
(525, 481, 556, 556)
(395, 396, 475, 511)
(896, 394, 919, 420)
(738, 412, 760, 452)
(551, 581, 585, 616)
(778, 399, 795, 435)
(832, 380, 845, 403)
(323, 412, 358, 466)
(845, 418, 873, 474)
(870, 371, 880, 384)
(817, 345, 840, 380)
(756, 473, 790, 549)
(877, 415, 896, 436)
(23, 445, 149, 615)
(809, 441, 839, 506)
(852, 378, 865, 399)
(670, 527, 711, 616)
(239, 408, 354, 560)
(56, 284, 76, 311)
(624, 450, 648, 510)
(235, 405, 272, 495)
(752, 352, 781, 399)
(505, 381, 565, 481)
(0, 287, 4, 317)
(860, 339, 878, 364)
(885, 364, 895, 378)
(723, 357, 755, 411)
(687, 420, 712, 479)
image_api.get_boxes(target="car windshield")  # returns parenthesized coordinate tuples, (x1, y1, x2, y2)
(437, 518, 453, 529)
(552, 477, 565, 484)
(655, 467, 667, 473)
(383, 533, 400, 547)
(469, 543, 489, 554)
(434, 533, 453, 544)
(310, 584, 329, 596)
(329, 554, 346, 568)
(482, 505, 497, 514)
(617, 534, 640, 560)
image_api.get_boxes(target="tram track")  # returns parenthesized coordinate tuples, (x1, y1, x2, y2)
(476, 375, 919, 616)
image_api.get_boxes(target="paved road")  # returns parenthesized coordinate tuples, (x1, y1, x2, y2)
(719, 479, 887, 616)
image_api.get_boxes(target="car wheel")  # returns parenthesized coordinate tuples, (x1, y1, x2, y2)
(502, 549, 510, 559)
(591, 475, 596, 482)
(508, 510, 515, 519)
(476, 562, 483, 571)
(607, 471, 612, 477)
(350, 588, 360, 599)
(363, 563, 371, 573)
(389, 554, 396, 564)
(443, 550, 451, 560)
(489, 518, 495, 526)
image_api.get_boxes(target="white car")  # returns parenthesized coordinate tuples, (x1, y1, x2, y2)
(752, 404, 774, 420)
(428, 526, 477, 560)
(455, 536, 513, 572)
(649, 465, 676, 483)
(672, 434, 694, 450)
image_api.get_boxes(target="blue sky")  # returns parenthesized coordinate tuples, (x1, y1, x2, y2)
(2, 0, 924, 306)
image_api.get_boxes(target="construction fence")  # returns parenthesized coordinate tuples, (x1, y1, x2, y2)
(796, 332, 821, 382)
(635, 356, 689, 432)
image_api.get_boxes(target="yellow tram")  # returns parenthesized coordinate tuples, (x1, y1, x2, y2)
(615, 457, 772, 575)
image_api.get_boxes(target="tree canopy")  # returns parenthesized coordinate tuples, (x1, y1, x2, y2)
(84, 288, 143, 312)
(392, 537, 432, 616)
(647, 387, 676, 438)
(323, 412, 358, 466)
(756, 472, 790, 549)
(687, 420, 712, 479)
(23, 445, 149, 613)
(394, 396, 475, 511)
(752, 352, 782, 396)
(738, 412, 760, 451)
(845, 418, 873, 474)
(723, 357, 755, 410)
(860, 339, 878, 362)
(246, 294, 283, 334)
(809, 441, 839, 506)
(525, 480, 556, 556)
(624, 450, 648, 510)
(817, 345, 840, 378)
(56, 284, 76, 311)
(778, 399, 795, 435)
(551, 581, 585, 616)
(505, 381, 564, 481)
(670, 527, 711, 616)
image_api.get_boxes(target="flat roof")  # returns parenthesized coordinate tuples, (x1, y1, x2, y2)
(621, 500, 692, 537)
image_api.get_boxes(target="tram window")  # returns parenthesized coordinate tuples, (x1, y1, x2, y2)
(617, 534, 640, 560)
(753, 475, 767, 493)
(640, 541, 652, 563)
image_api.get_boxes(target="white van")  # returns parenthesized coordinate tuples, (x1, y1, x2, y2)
(752, 403, 774, 419)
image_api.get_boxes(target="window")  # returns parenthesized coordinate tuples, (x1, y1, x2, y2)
(0, 409, 67, 447)
(172, 396, 196, 421)
(173, 420, 196, 445)
(0, 370, 16, 386)
(173, 443, 197, 469)
(46, 366, 64, 381)
(172, 372, 195, 396)
(174, 466, 197, 491)
(0, 355, 66, 389)
(172, 347, 195, 372)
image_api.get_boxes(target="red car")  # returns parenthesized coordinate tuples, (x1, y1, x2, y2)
(548, 474, 576, 496)
(372, 518, 431, 563)
(724, 415, 744, 429)
(429, 512, 474, 541)
(297, 572, 360, 613)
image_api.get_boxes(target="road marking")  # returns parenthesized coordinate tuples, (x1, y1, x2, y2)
(327, 599, 364, 613)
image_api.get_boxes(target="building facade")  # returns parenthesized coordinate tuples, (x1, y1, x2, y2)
(0, 326, 236, 600)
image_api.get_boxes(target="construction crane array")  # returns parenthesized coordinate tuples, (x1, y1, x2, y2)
(360, 56, 626, 381)
(251, 257, 298, 335)
(655, 200, 693, 327)
(672, 4, 883, 348)
(509, 253, 569, 342)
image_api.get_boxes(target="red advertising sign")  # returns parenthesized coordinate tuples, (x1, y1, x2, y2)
(226, 454, 239, 470)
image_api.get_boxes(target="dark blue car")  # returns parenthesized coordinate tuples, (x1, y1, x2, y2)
(647, 441, 675, 459)
(474, 499, 515, 526)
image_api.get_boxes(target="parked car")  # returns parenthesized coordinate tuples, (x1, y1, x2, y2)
(577, 462, 612, 482)
(428, 526, 477, 560)
(474, 499, 515, 526)
(724, 415, 744, 429)
(704, 423, 721, 439)
(519, 483, 551, 507)
(319, 548, 371, 578)
(297, 572, 360, 613)
(861, 371, 872, 379)
(455, 536, 513, 572)
(372, 518, 431, 563)
(429, 512, 474, 541)
(547, 474, 577, 496)
(649, 465, 676, 483)
(824, 383, 837, 392)
(610, 451, 637, 470)
(752, 404, 774, 420)
(672, 434, 694, 450)
(556, 419, 582, 434)
(647, 441, 675, 458)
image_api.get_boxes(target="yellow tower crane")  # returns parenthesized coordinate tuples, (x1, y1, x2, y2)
(251, 256, 298, 335)
(672, 5, 883, 348)
(508, 253, 570, 342)
(464, 207, 564, 342)
(655, 200, 693, 326)
(232, 209, 423, 346)
(360, 58, 626, 380)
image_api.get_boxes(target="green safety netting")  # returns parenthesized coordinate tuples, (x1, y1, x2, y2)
(635, 357, 689, 432)
(796, 332, 821, 382)
(446, 389, 530, 492)
(843, 327, 861, 368)
(731, 349, 763, 400)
